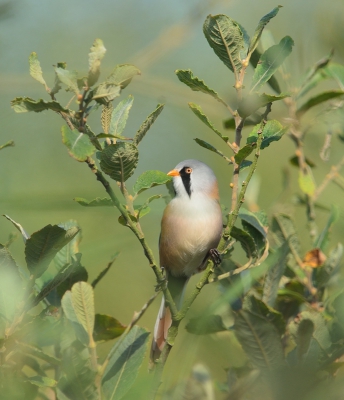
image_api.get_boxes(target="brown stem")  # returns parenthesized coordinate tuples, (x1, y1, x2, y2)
(84, 157, 179, 320)
(313, 156, 344, 202)
(230, 117, 246, 211)
(284, 96, 318, 241)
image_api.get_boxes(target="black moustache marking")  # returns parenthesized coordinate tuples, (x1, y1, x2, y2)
(179, 167, 192, 197)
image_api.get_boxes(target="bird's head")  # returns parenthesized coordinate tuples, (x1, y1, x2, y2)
(167, 159, 219, 200)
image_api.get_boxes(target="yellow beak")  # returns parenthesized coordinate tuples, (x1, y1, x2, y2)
(167, 169, 180, 177)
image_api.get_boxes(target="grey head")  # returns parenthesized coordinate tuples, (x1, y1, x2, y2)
(168, 159, 218, 199)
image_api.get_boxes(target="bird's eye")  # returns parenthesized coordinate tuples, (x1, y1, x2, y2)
(185, 167, 192, 174)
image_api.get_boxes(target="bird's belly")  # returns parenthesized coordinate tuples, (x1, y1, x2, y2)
(160, 209, 222, 277)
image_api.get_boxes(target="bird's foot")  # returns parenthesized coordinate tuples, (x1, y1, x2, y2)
(209, 248, 221, 266)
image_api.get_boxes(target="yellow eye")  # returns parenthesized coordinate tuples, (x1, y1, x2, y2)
(185, 167, 192, 174)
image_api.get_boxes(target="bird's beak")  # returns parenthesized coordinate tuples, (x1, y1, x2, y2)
(167, 169, 180, 177)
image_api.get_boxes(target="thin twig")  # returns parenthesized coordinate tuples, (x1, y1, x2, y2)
(91, 253, 119, 288)
(313, 156, 344, 202)
(84, 157, 179, 320)
(230, 116, 246, 211)
(127, 291, 160, 331)
(100, 291, 159, 377)
(227, 103, 272, 232)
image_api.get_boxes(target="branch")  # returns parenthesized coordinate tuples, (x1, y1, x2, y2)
(227, 103, 272, 233)
(230, 117, 246, 211)
(84, 157, 179, 319)
(313, 156, 344, 202)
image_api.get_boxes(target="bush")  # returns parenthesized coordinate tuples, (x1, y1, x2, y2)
(1, 6, 344, 400)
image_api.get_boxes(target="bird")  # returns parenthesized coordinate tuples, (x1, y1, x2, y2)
(150, 159, 223, 364)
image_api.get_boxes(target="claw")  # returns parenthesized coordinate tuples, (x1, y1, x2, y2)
(209, 248, 221, 265)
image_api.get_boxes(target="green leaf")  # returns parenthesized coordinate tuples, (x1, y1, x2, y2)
(61, 125, 95, 162)
(92, 64, 140, 105)
(289, 155, 316, 168)
(251, 36, 294, 92)
(186, 314, 227, 335)
(262, 243, 290, 307)
(57, 347, 97, 400)
(102, 325, 149, 400)
(3, 214, 29, 241)
(175, 69, 226, 104)
(287, 311, 331, 367)
(31, 257, 82, 308)
(25, 224, 80, 279)
(239, 208, 267, 238)
(56, 263, 88, 299)
(70, 282, 95, 341)
(295, 319, 314, 361)
(239, 160, 253, 171)
(101, 103, 113, 134)
(314, 243, 343, 288)
(54, 220, 81, 271)
(271, 213, 304, 280)
(51, 67, 63, 96)
(250, 48, 281, 93)
(203, 14, 245, 74)
(135, 195, 162, 219)
(298, 167, 316, 196)
(17, 341, 60, 366)
(297, 51, 335, 98)
(234, 120, 288, 164)
(246, 120, 288, 149)
(223, 118, 236, 129)
(109, 96, 134, 136)
(234, 296, 285, 369)
(87, 38, 106, 87)
(93, 314, 126, 341)
(238, 23, 250, 60)
(133, 170, 171, 194)
(74, 197, 113, 207)
(240, 209, 268, 261)
(106, 64, 141, 89)
(99, 142, 139, 182)
(234, 143, 255, 164)
(92, 83, 121, 104)
(133, 104, 164, 146)
(325, 63, 344, 88)
(26, 376, 57, 388)
(296, 90, 344, 117)
(248, 6, 282, 55)
(0, 140, 14, 151)
(243, 295, 286, 336)
(118, 213, 137, 227)
(238, 92, 289, 118)
(188, 102, 229, 142)
(314, 205, 339, 250)
(55, 67, 79, 95)
(11, 97, 69, 113)
(194, 138, 230, 161)
(230, 226, 258, 260)
(61, 288, 89, 346)
(29, 52, 48, 90)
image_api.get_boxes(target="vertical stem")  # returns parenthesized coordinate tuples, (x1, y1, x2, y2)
(231, 117, 246, 211)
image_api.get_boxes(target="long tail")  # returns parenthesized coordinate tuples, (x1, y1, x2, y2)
(150, 273, 189, 365)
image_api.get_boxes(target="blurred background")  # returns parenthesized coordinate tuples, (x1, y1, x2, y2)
(1, 0, 344, 393)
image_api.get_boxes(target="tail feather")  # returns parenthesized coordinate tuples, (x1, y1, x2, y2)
(150, 273, 189, 365)
(150, 295, 172, 363)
